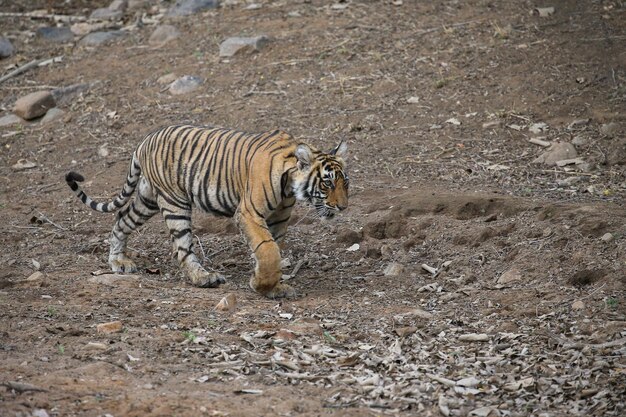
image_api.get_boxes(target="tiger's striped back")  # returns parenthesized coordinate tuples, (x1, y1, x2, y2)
(136, 125, 298, 217)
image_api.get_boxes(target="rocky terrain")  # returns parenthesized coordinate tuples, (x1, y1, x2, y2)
(0, 1, 624, 416)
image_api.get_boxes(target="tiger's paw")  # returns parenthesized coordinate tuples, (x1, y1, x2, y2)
(110, 255, 138, 273)
(189, 269, 226, 288)
(261, 283, 296, 299)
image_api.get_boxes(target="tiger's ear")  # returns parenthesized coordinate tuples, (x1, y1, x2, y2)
(295, 144, 314, 170)
(330, 141, 348, 158)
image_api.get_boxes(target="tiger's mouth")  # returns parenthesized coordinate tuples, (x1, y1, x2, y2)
(312, 199, 339, 219)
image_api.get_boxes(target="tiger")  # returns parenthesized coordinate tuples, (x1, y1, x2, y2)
(65, 125, 349, 298)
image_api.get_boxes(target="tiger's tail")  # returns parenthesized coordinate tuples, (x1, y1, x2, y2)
(65, 154, 142, 213)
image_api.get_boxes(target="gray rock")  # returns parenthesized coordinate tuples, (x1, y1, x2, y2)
(149, 25, 180, 45)
(80, 31, 125, 46)
(219, 35, 269, 57)
(600, 233, 614, 242)
(13, 91, 56, 120)
(90, 8, 123, 20)
(532, 142, 578, 166)
(0, 114, 23, 127)
(167, 0, 220, 17)
(41, 108, 66, 124)
(0, 36, 14, 58)
(36, 27, 74, 43)
(169, 75, 202, 95)
(600, 122, 620, 137)
(571, 135, 589, 146)
(108, 0, 128, 12)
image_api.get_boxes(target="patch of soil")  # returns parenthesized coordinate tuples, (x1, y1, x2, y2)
(1, 1, 625, 416)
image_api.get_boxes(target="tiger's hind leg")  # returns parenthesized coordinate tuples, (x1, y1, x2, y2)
(158, 197, 226, 288)
(109, 177, 159, 273)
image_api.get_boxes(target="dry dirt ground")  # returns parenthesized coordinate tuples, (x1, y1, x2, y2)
(1, 1, 625, 416)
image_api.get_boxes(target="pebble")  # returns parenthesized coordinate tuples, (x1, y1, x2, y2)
(528, 122, 548, 134)
(571, 300, 585, 310)
(169, 75, 202, 95)
(600, 233, 614, 242)
(80, 31, 125, 47)
(71, 22, 114, 36)
(13, 91, 56, 120)
(167, 0, 220, 17)
(36, 27, 74, 43)
(157, 73, 178, 85)
(600, 122, 620, 137)
(12, 159, 37, 171)
(532, 142, 578, 166)
(219, 35, 269, 57)
(0, 114, 23, 127)
(32, 409, 50, 417)
(458, 333, 489, 342)
(149, 25, 181, 45)
(26, 271, 44, 282)
(571, 135, 589, 146)
(215, 293, 237, 312)
(497, 268, 522, 285)
(383, 262, 404, 276)
(85, 342, 108, 350)
(41, 108, 66, 124)
(0, 36, 14, 58)
(97, 321, 123, 333)
(109, 0, 129, 12)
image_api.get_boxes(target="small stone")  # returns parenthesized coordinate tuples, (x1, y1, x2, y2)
(571, 300, 585, 310)
(149, 25, 180, 45)
(406, 96, 420, 104)
(0, 114, 23, 127)
(394, 326, 417, 337)
(568, 119, 589, 129)
(97, 321, 123, 333)
(13, 91, 56, 120)
(85, 342, 108, 350)
(497, 268, 522, 285)
(383, 262, 404, 276)
(215, 293, 237, 312)
(169, 75, 202, 95)
(571, 135, 589, 146)
(11, 159, 37, 171)
(26, 271, 44, 282)
(41, 108, 66, 124)
(108, 0, 128, 12)
(600, 233, 614, 242)
(167, 0, 220, 17)
(600, 122, 620, 137)
(80, 31, 125, 47)
(90, 8, 123, 20)
(0, 36, 14, 58)
(157, 73, 178, 85)
(219, 35, 269, 57)
(532, 142, 578, 166)
(36, 27, 74, 43)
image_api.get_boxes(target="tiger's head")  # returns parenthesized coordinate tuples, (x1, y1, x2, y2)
(292, 141, 349, 219)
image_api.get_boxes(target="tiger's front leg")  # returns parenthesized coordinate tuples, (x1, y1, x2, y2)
(236, 207, 295, 299)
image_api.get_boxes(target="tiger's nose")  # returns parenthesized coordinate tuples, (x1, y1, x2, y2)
(337, 203, 347, 211)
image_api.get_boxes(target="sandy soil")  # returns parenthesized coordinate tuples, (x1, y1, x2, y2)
(0, 1, 625, 416)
